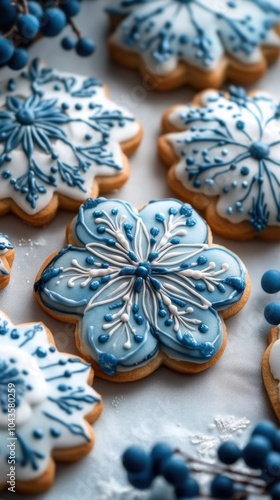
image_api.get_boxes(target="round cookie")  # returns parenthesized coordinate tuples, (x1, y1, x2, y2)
(0, 233, 14, 288)
(0, 58, 142, 226)
(106, 0, 280, 91)
(34, 197, 250, 382)
(0, 310, 102, 494)
(158, 87, 280, 240)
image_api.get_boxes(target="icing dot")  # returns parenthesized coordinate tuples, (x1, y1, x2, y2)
(121, 313, 129, 323)
(241, 166, 249, 176)
(199, 323, 209, 333)
(33, 429, 44, 439)
(35, 347, 47, 358)
(134, 335, 143, 343)
(50, 428, 61, 438)
(99, 334, 110, 343)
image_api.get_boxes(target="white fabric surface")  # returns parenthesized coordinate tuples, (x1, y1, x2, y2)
(0, 1, 280, 498)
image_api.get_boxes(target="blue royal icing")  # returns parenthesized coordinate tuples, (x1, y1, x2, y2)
(0, 59, 140, 216)
(0, 311, 101, 484)
(165, 87, 280, 233)
(35, 198, 247, 377)
(107, 0, 280, 74)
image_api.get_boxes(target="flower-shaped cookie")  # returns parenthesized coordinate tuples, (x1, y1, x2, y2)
(159, 87, 280, 240)
(0, 59, 142, 225)
(0, 311, 102, 494)
(0, 234, 14, 288)
(107, 0, 280, 91)
(34, 198, 250, 381)
(261, 270, 280, 422)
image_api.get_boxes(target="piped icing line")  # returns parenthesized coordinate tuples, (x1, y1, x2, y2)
(0, 310, 102, 487)
(164, 86, 280, 233)
(107, 0, 280, 75)
(0, 59, 140, 216)
(34, 198, 248, 377)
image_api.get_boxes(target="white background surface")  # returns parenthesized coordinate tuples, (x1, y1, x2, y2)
(1, 1, 280, 498)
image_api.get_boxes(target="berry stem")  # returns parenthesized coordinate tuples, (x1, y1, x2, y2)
(68, 17, 81, 39)
(175, 449, 267, 493)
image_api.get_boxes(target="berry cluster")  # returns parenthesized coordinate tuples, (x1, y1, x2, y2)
(122, 421, 280, 499)
(0, 0, 95, 70)
(261, 270, 280, 325)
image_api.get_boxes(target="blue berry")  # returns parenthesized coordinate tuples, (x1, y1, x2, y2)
(7, 48, 28, 70)
(17, 13, 40, 39)
(61, 36, 76, 50)
(0, 38, 14, 65)
(151, 442, 173, 474)
(61, 0, 81, 18)
(0, 1, 18, 31)
(40, 8, 67, 37)
(263, 452, 280, 481)
(76, 37, 95, 56)
(161, 455, 189, 486)
(242, 435, 272, 469)
(122, 446, 150, 474)
(261, 270, 280, 294)
(252, 420, 277, 443)
(127, 470, 153, 490)
(270, 481, 280, 500)
(274, 431, 280, 452)
(217, 441, 241, 465)
(175, 476, 200, 498)
(27, 1, 44, 21)
(264, 302, 280, 325)
(210, 474, 234, 499)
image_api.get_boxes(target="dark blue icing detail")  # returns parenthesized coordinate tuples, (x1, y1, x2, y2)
(16, 432, 45, 470)
(98, 352, 118, 375)
(0, 359, 27, 412)
(35, 198, 247, 374)
(42, 411, 90, 441)
(48, 388, 98, 414)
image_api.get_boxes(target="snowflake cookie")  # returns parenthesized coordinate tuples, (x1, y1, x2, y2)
(261, 270, 280, 422)
(159, 87, 280, 241)
(0, 234, 14, 288)
(34, 198, 250, 382)
(106, 0, 280, 91)
(0, 310, 102, 494)
(0, 59, 142, 226)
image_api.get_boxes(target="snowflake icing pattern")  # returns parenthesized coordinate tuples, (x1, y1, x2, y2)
(107, 0, 280, 74)
(165, 87, 280, 232)
(35, 198, 247, 377)
(0, 312, 101, 486)
(0, 59, 139, 215)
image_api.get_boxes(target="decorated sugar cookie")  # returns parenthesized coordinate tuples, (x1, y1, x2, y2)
(262, 270, 280, 422)
(34, 198, 250, 382)
(106, 0, 280, 91)
(0, 59, 142, 226)
(159, 87, 280, 240)
(0, 310, 102, 494)
(0, 234, 14, 288)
